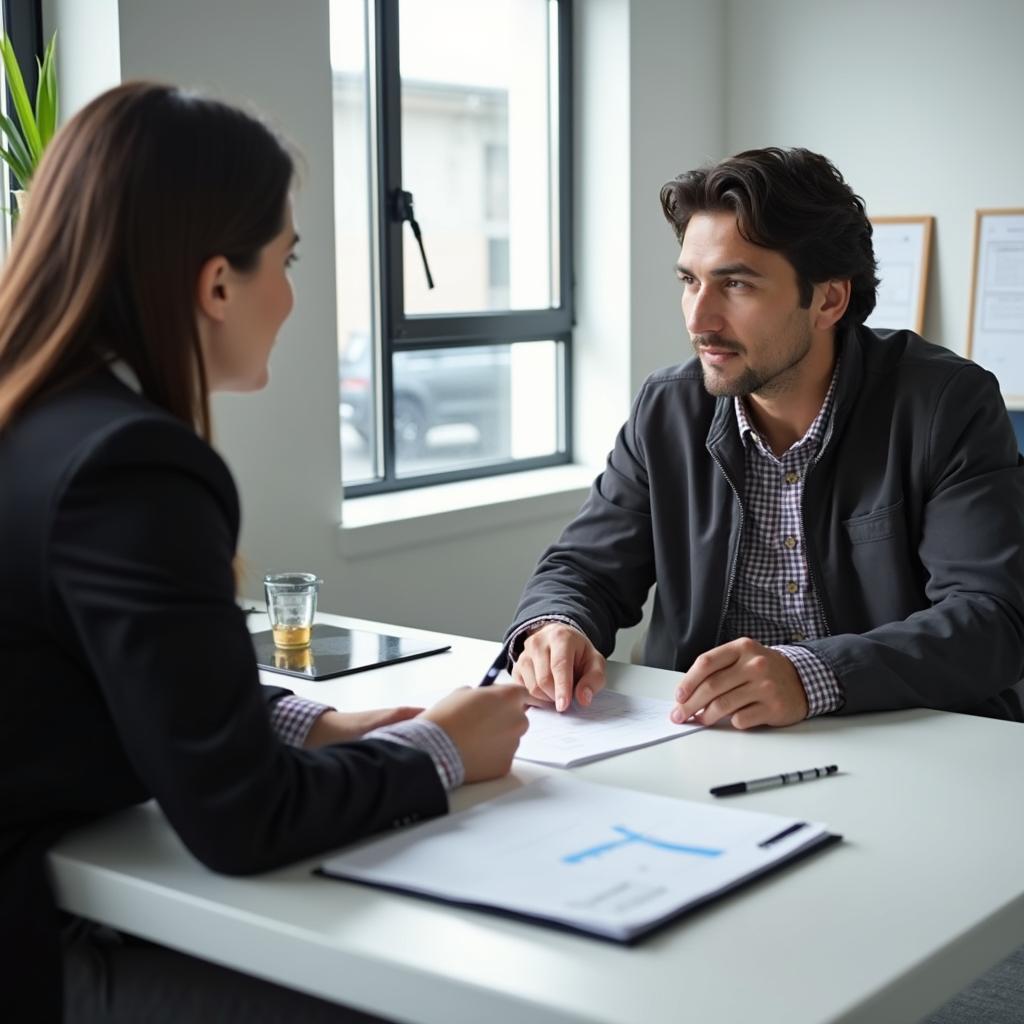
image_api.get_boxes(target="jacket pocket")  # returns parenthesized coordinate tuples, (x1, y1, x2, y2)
(843, 500, 904, 545)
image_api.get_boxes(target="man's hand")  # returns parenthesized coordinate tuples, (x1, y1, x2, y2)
(671, 637, 808, 729)
(304, 705, 422, 748)
(420, 685, 531, 783)
(511, 622, 606, 712)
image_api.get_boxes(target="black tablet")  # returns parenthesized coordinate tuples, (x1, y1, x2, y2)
(252, 624, 451, 680)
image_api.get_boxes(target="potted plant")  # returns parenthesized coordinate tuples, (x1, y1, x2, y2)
(0, 32, 57, 219)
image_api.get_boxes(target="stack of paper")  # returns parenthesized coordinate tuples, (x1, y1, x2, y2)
(320, 776, 839, 943)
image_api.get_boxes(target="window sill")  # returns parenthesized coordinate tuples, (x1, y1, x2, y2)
(338, 464, 596, 559)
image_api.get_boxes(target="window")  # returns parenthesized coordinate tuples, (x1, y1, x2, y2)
(332, 0, 573, 495)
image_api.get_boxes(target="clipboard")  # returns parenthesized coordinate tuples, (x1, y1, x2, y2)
(317, 776, 842, 944)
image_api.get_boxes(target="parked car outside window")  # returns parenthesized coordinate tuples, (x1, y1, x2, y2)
(340, 333, 512, 468)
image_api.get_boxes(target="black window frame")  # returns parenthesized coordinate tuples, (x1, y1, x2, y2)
(346, 0, 574, 497)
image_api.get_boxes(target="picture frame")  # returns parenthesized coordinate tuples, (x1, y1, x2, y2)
(966, 208, 1024, 408)
(865, 215, 933, 335)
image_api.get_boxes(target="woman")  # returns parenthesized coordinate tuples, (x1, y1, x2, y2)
(0, 82, 529, 1022)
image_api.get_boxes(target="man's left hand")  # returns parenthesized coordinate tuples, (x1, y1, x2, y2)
(671, 637, 808, 729)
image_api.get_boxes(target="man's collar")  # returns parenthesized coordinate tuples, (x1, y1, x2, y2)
(733, 358, 841, 455)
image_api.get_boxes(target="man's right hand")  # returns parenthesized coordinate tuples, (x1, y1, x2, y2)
(511, 623, 606, 712)
(420, 685, 530, 783)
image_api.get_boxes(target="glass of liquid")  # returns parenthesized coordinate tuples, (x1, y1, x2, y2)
(263, 572, 323, 648)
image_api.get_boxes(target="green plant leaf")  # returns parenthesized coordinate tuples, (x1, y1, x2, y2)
(0, 109, 33, 180)
(0, 144, 32, 188)
(34, 56, 53, 147)
(35, 34, 58, 147)
(0, 33, 43, 163)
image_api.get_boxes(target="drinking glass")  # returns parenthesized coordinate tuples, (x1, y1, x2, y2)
(263, 572, 322, 648)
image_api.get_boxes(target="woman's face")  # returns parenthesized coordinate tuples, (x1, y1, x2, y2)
(198, 201, 299, 393)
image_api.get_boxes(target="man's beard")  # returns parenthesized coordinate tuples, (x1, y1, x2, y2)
(692, 321, 813, 398)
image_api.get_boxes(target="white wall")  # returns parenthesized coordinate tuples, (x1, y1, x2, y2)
(43, 0, 120, 119)
(628, 0, 724, 392)
(724, 0, 1024, 354)
(574, 0, 724, 465)
(572, 0, 633, 472)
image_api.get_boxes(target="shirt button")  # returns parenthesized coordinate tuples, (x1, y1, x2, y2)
(786, 581, 799, 595)
(791, 630, 805, 642)
(784, 535, 797, 549)
(785, 471, 800, 485)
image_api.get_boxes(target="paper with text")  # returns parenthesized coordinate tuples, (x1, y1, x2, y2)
(514, 690, 701, 767)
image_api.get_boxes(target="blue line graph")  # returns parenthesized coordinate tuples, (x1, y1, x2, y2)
(563, 825, 723, 864)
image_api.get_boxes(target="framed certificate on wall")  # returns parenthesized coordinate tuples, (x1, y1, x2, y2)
(967, 208, 1024, 408)
(864, 216, 933, 335)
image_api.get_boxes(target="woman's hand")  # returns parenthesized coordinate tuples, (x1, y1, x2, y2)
(420, 685, 531, 782)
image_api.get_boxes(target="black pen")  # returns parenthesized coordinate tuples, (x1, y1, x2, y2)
(710, 764, 838, 797)
(478, 648, 509, 687)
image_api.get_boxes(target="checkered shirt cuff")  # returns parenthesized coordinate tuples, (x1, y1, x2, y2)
(773, 645, 845, 717)
(507, 614, 587, 662)
(366, 719, 465, 792)
(269, 694, 333, 747)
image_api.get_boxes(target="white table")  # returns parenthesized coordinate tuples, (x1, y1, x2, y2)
(50, 612, 1024, 1024)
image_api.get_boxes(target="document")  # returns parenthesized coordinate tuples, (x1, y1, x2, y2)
(865, 217, 931, 333)
(514, 690, 701, 767)
(970, 211, 1024, 402)
(319, 776, 839, 943)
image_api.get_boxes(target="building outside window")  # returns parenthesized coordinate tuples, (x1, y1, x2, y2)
(331, 0, 572, 494)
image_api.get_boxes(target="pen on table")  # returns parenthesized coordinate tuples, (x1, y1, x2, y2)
(710, 764, 839, 798)
(478, 648, 509, 687)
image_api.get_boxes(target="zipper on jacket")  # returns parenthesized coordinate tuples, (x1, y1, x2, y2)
(708, 445, 745, 646)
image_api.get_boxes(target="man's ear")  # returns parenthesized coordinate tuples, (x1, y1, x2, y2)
(196, 256, 231, 324)
(812, 279, 851, 331)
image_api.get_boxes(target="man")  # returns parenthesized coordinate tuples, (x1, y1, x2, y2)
(506, 147, 1024, 726)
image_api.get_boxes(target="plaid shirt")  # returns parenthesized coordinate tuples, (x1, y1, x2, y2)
(724, 366, 844, 716)
(271, 695, 463, 790)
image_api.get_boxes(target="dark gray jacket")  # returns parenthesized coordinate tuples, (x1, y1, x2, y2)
(509, 326, 1024, 720)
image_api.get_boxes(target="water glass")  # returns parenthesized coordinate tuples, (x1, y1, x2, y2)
(263, 572, 322, 649)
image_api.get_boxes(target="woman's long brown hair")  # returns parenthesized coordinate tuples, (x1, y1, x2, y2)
(0, 82, 294, 437)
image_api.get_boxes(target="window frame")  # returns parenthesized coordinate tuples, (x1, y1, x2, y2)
(346, 0, 574, 497)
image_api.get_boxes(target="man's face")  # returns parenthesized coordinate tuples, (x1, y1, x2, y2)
(677, 212, 817, 398)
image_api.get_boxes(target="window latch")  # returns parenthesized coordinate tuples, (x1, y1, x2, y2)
(392, 188, 435, 290)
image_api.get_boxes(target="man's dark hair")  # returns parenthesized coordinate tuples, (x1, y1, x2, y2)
(659, 147, 879, 328)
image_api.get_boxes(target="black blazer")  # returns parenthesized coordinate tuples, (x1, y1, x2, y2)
(0, 370, 446, 1018)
